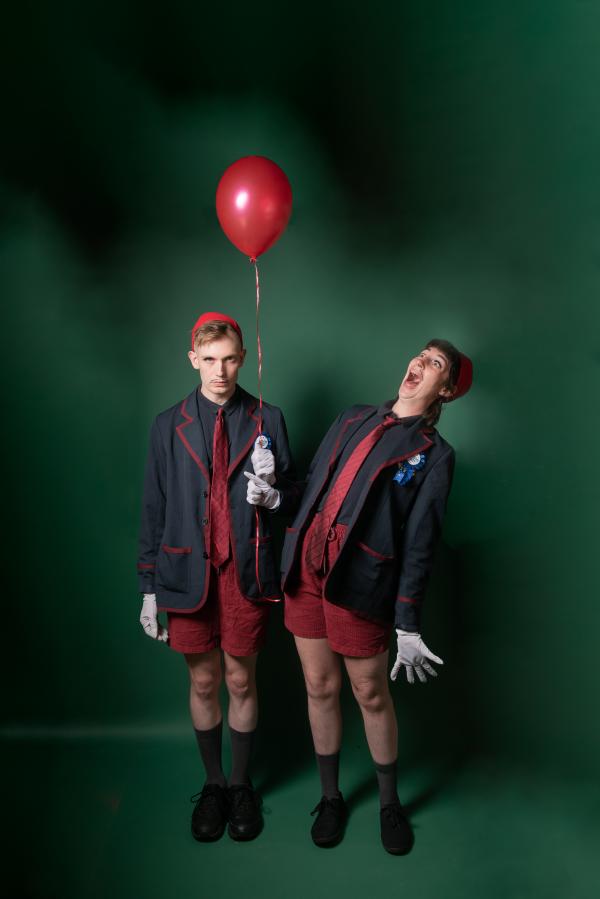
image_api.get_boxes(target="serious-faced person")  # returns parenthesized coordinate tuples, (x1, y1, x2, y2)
(138, 312, 299, 844)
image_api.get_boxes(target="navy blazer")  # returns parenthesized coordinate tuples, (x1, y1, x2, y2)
(281, 404, 455, 630)
(138, 386, 299, 612)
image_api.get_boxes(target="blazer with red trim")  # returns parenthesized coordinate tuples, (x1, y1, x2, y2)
(138, 386, 299, 612)
(281, 404, 455, 631)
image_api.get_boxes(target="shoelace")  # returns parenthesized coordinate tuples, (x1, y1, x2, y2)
(310, 797, 338, 816)
(190, 785, 223, 807)
(229, 785, 258, 815)
(382, 803, 407, 827)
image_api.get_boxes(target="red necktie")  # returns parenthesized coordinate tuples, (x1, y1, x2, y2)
(209, 408, 230, 569)
(306, 417, 398, 572)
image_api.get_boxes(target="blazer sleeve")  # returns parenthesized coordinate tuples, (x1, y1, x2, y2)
(137, 418, 167, 593)
(394, 447, 455, 631)
(271, 410, 302, 517)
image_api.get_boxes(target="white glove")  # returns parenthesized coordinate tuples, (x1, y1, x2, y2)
(251, 441, 276, 485)
(390, 629, 443, 684)
(140, 594, 169, 642)
(244, 472, 281, 510)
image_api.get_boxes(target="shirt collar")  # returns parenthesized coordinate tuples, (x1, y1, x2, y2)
(196, 385, 241, 417)
(377, 400, 422, 427)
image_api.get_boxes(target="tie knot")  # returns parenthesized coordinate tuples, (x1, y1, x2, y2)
(382, 416, 398, 429)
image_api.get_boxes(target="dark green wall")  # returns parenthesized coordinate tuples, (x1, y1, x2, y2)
(2, 1, 598, 776)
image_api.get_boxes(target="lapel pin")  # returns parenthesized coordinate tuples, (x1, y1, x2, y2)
(393, 452, 427, 485)
(256, 434, 272, 450)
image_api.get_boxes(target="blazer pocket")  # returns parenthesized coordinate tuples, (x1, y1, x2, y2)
(157, 545, 191, 593)
(356, 541, 394, 562)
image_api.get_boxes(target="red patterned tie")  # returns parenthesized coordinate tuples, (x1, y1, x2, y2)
(306, 417, 398, 572)
(209, 408, 231, 569)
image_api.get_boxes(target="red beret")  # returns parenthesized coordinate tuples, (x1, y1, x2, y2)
(449, 352, 473, 401)
(191, 312, 243, 350)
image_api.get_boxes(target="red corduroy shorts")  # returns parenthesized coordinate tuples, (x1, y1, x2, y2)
(168, 555, 270, 657)
(284, 513, 392, 658)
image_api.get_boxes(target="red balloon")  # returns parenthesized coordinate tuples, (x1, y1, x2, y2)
(216, 156, 292, 260)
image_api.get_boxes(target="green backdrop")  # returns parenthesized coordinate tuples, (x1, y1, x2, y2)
(1, 3, 599, 893)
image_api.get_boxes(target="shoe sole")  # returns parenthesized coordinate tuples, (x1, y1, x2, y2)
(192, 823, 226, 842)
(312, 832, 344, 848)
(383, 844, 413, 856)
(311, 819, 347, 848)
(228, 820, 263, 841)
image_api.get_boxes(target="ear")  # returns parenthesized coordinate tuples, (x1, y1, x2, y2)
(438, 384, 455, 399)
(188, 349, 200, 371)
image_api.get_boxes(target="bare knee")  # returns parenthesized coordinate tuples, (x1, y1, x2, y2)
(305, 671, 342, 705)
(189, 666, 221, 704)
(351, 677, 388, 714)
(225, 668, 254, 702)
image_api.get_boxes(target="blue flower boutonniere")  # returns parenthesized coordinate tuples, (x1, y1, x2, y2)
(393, 452, 427, 486)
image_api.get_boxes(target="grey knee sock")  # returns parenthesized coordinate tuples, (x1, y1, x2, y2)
(374, 759, 399, 807)
(229, 726, 255, 786)
(194, 720, 226, 787)
(316, 751, 341, 799)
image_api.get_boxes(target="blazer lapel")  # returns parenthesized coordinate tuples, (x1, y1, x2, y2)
(327, 407, 376, 471)
(372, 421, 435, 471)
(228, 389, 260, 478)
(175, 388, 210, 482)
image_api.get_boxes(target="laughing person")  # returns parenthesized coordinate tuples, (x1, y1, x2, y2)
(249, 339, 472, 854)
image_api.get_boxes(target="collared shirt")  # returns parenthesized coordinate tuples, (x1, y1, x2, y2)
(316, 402, 424, 524)
(195, 385, 244, 470)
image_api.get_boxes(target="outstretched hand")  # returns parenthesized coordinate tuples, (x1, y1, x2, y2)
(390, 629, 443, 684)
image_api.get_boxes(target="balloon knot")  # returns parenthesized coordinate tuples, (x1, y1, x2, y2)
(249, 256, 257, 264)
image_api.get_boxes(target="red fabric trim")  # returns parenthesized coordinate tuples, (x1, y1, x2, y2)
(249, 536, 272, 545)
(228, 402, 259, 477)
(162, 545, 192, 554)
(175, 397, 210, 482)
(356, 541, 394, 561)
(173, 396, 212, 609)
(137, 563, 156, 569)
(397, 595, 418, 605)
(285, 526, 298, 533)
(368, 431, 434, 482)
(328, 409, 370, 467)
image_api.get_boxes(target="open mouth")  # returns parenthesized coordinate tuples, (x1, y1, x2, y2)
(403, 368, 422, 388)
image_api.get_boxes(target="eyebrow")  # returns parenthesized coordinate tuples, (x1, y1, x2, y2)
(423, 349, 448, 367)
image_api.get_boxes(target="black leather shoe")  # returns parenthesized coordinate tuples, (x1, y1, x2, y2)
(380, 801, 414, 855)
(310, 794, 348, 847)
(227, 785, 264, 841)
(190, 783, 229, 842)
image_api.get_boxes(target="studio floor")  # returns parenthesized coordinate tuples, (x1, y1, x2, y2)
(5, 733, 598, 899)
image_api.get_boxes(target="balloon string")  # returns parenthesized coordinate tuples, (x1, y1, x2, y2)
(253, 257, 263, 596)
(254, 259, 263, 423)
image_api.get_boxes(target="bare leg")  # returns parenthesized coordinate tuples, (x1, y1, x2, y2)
(186, 648, 223, 730)
(223, 651, 259, 732)
(294, 637, 343, 755)
(344, 651, 397, 765)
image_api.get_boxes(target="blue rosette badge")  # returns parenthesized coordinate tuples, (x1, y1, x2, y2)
(393, 452, 426, 486)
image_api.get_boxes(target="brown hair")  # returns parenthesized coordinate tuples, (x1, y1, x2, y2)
(192, 321, 243, 351)
(422, 338, 461, 427)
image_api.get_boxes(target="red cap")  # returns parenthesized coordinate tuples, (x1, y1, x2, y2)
(449, 352, 473, 401)
(190, 312, 243, 350)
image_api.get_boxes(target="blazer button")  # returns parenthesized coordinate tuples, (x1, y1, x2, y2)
(203, 491, 209, 498)
(201, 518, 209, 525)
(203, 551, 209, 559)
